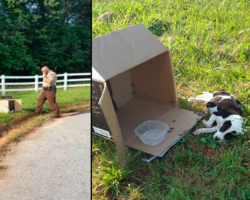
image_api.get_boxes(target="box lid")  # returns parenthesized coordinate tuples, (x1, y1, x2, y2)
(92, 23, 168, 81)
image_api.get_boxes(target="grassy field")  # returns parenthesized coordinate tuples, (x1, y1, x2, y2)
(92, 0, 250, 199)
(0, 87, 90, 125)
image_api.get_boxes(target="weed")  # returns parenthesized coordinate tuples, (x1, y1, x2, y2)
(97, 165, 132, 196)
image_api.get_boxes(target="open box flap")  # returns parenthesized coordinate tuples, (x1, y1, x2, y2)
(116, 96, 203, 156)
(92, 23, 167, 81)
(126, 108, 202, 156)
(98, 82, 126, 167)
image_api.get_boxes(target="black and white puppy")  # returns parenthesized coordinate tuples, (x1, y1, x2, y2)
(188, 90, 246, 141)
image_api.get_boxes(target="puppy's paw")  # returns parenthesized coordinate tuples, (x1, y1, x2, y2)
(202, 119, 209, 127)
(236, 132, 243, 136)
(194, 129, 201, 135)
(236, 130, 245, 135)
(235, 128, 248, 135)
(188, 98, 196, 103)
(196, 94, 205, 98)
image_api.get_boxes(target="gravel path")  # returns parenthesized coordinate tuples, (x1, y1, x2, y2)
(0, 110, 90, 200)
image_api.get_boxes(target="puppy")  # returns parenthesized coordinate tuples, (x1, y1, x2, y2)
(188, 90, 246, 141)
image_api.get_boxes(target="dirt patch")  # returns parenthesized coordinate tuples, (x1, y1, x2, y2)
(0, 164, 8, 179)
(0, 113, 37, 136)
(164, 171, 176, 177)
(0, 102, 90, 159)
(97, 11, 115, 21)
(0, 101, 90, 137)
(60, 101, 90, 112)
(242, 162, 249, 168)
(0, 124, 9, 137)
(0, 145, 13, 163)
(11, 113, 36, 125)
(201, 145, 216, 157)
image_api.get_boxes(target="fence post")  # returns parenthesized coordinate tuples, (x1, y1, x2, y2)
(35, 75, 39, 92)
(64, 73, 68, 91)
(1, 75, 5, 95)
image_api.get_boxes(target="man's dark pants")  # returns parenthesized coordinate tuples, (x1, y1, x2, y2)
(35, 89, 60, 117)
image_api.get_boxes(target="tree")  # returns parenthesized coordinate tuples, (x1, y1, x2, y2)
(0, 0, 91, 75)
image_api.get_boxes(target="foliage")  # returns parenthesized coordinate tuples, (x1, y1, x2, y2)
(92, 136, 134, 198)
(97, 165, 129, 195)
(0, 0, 91, 75)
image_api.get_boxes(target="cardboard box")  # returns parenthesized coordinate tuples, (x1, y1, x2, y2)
(0, 96, 22, 113)
(92, 24, 202, 167)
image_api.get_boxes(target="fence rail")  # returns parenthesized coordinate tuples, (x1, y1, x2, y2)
(0, 72, 90, 95)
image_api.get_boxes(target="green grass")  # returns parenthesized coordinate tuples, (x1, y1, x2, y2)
(92, 0, 250, 199)
(0, 87, 90, 125)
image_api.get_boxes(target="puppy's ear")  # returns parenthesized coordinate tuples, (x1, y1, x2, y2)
(206, 102, 217, 108)
(224, 132, 236, 140)
(236, 99, 242, 109)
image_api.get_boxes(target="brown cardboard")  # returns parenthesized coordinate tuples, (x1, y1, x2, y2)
(98, 83, 125, 167)
(116, 96, 174, 143)
(109, 71, 134, 109)
(0, 100, 9, 113)
(0, 96, 22, 113)
(14, 100, 22, 111)
(92, 23, 167, 82)
(129, 51, 177, 105)
(92, 23, 202, 166)
(118, 100, 199, 156)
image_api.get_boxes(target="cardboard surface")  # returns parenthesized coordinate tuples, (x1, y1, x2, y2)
(109, 70, 134, 109)
(0, 100, 9, 113)
(92, 23, 167, 81)
(130, 51, 178, 105)
(99, 83, 126, 167)
(116, 96, 201, 156)
(14, 100, 22, 111)
(92, 68, 105, 82)
(116, 96, 174, 143)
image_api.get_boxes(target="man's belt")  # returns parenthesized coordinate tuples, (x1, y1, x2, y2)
(43, 85, 56, 91)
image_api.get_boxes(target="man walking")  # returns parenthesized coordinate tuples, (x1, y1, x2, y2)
(35, 65, 60, 118)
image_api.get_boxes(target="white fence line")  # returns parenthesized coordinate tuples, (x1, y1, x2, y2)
(0, 72, 91, 95)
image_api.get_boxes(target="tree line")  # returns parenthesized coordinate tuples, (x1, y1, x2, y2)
(0, 0, 91, 76)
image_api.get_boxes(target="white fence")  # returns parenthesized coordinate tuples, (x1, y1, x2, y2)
(0, 72, 91, 95)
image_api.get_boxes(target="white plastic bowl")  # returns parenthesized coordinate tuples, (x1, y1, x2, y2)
(135, 120, 169, 146)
